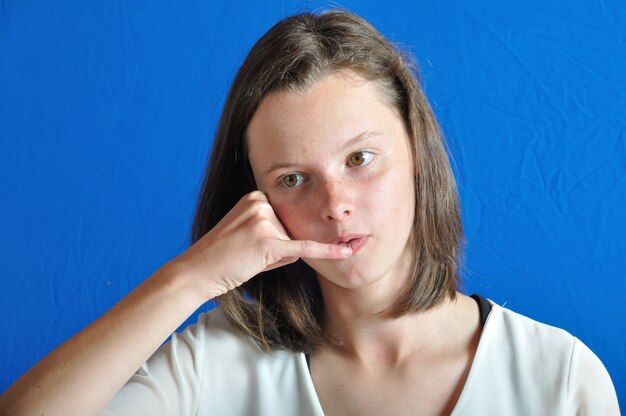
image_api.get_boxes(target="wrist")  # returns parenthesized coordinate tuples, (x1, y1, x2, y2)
(155, 260, 212, 308)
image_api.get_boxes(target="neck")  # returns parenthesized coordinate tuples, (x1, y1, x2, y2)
(317, 277, 461, 368)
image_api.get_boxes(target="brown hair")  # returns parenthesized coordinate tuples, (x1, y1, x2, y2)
(191, 9, 465, 352)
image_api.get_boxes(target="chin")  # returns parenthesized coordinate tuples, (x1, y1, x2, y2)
(310, 261, 386, 290)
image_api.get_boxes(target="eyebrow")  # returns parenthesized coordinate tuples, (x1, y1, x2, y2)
(262, 130, 383, 176)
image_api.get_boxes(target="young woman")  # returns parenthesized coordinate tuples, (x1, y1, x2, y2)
(0, 9, 619, 416)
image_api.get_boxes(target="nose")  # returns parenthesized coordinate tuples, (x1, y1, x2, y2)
(319, 179, 353, 222)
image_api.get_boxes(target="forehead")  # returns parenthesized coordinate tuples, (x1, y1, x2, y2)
(246, 71, 402, 163)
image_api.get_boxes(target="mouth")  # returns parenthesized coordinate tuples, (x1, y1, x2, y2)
(330, 234, 369, 255)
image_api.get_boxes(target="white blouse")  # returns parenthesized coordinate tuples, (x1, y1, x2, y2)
(103, 299, 620, 415)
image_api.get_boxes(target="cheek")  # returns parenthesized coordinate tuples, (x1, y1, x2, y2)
(269, 198, 313, 240)
(378, 166, 415, 222)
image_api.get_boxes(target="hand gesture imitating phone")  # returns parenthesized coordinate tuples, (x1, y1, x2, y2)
(0, 191, 351, 416)
(173, 190, 352, 301)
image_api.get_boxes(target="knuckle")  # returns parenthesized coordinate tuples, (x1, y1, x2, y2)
(242, 192, 256, 202)
(247, 190, 267, 201)
(258, 238, 277, 265)
(258, 237, 271, 252)
(249, 200, 269, 217)
(251, 217, 272, 234)
(301, 240, 314, 257)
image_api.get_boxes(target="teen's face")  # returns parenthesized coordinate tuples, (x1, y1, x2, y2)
(247, 71, 416, 290)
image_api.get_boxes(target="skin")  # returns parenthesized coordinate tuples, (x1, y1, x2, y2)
(0, 136, 351, 413)
(0, 69, 480, 416)
(247, 70, 416, 314)
(248, 70, 482, 415)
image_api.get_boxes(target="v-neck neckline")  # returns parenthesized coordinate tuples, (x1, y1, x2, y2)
(299, 296, 497, 415)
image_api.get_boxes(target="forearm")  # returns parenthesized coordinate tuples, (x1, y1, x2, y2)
(0, 262, 208, 416)
(0, 190, 350, 416)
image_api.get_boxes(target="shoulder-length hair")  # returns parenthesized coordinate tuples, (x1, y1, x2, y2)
(191, 9, 464, 353)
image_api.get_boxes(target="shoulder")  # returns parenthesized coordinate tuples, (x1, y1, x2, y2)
(487, 301, 577, 354)
(459, 300, 619, 414)
(472, 301, 578, 395)
(132, 307, 270, 384)
(177, 307, 267, 357)
(105, 308, 321, 415)
(177, 307, 303, 368)
(485, 300, 612, 379)
(188, 307, 245, 341)
(177, 308, 321, 414)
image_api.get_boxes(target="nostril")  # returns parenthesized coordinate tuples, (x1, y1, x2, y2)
(324, 209, 351, 222)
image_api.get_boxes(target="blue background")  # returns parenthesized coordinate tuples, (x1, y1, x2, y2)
(1, 0, 624, 407)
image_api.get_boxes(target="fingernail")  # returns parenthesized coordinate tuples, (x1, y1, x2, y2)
(341, 246, 352, 256)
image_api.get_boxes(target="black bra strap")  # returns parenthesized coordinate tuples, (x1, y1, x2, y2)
(470, 293, 493, 328)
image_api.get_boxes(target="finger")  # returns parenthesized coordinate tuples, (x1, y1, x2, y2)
(260, 194, 291, 237)
(265, 214, 290, 240)
(244, 196, 290, 239)
(244, 190, 268, 202)
(263, 256, 299, 272)
(271, 239, 353, 260)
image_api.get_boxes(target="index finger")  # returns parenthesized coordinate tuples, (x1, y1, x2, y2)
(273, 239, 353, 260)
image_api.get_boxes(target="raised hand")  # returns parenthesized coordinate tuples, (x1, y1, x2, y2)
(171, 190, 352, 301)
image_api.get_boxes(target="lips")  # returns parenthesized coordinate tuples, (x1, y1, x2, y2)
(330, 234, 369, 255)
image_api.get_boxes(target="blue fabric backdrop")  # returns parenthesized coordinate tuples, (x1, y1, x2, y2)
(1, 0, 624, 407)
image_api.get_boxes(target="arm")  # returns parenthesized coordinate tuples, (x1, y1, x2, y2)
(0, 261, 205, 416)
(0, 191, 351, 416)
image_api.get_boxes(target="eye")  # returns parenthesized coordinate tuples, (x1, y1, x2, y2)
(280, 173, 305, 188)
(348, 151, 374, 167)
